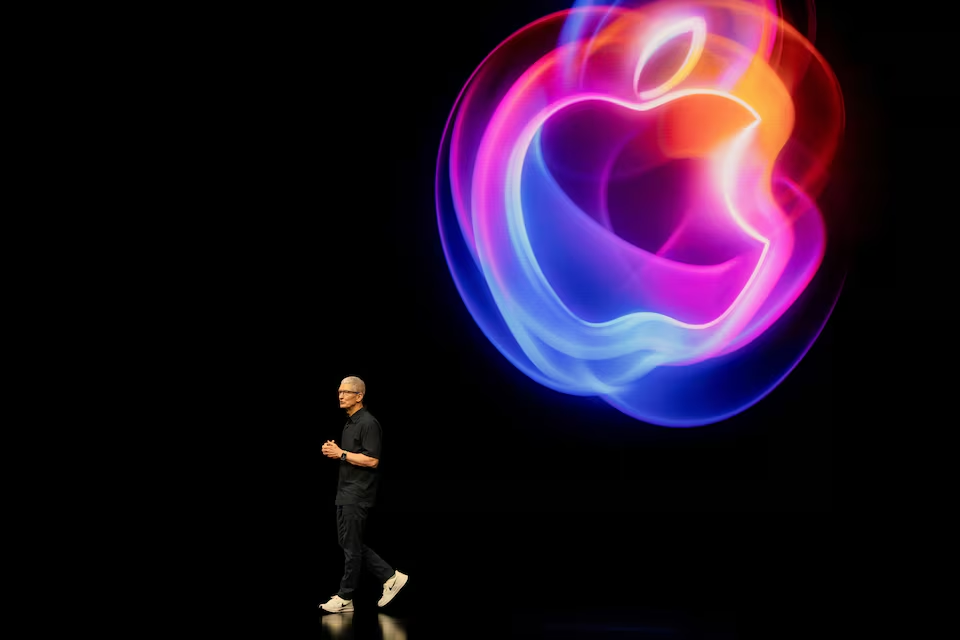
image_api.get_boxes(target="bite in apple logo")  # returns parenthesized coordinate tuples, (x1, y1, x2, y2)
(435, 0, 844, 427)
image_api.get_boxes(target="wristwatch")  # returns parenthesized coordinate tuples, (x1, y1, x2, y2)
(340, 452, 347, 461)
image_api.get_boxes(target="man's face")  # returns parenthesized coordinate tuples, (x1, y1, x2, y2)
(338, 381, 362, 411)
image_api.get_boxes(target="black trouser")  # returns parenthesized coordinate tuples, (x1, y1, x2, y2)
(337, 503, 394, 600)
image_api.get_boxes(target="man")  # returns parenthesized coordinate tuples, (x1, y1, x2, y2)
(319, 376, 408, 614)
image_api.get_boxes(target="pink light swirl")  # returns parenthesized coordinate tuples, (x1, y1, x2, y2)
(436, 0, 844, 426)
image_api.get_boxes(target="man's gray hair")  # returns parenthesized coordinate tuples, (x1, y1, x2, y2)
(341, 376, 366, 395)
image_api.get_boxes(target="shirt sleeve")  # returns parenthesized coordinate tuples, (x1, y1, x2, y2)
(360, 417, 382, 460)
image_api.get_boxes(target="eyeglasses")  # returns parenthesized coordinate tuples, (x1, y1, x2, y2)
(338, 390, 360, 396)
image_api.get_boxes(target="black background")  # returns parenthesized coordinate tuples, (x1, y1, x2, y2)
(292, 0, 908, 631)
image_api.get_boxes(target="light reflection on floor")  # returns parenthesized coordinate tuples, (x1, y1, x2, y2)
(320, 609, 738, 638)
(320, 612, 407, 639)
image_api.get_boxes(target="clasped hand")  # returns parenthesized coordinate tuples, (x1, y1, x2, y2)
(322, 440, 343, 459)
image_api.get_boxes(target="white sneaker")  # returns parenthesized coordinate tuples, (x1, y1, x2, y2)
(378, 570, 408, 607)
(319, 594, 354, 613)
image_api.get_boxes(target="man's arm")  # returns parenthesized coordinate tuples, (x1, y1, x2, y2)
(322, 440, 379, 467)
(343, 451, 379, 468)
(353, 419, 382, 469)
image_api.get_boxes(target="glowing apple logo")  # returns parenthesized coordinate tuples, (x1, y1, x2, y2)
(436, 0, 844, 427)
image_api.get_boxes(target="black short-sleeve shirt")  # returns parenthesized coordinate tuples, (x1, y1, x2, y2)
(335, 407, 382, 506)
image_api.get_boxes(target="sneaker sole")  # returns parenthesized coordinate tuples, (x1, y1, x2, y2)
(320, 606, 354, 613)
(378, 573, 408, 607)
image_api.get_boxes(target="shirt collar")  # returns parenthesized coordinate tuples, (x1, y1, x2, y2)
(346, 407, 366, 423)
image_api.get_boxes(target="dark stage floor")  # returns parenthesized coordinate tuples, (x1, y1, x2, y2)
(316, 512, 832, 639)
(320, 607, 740, 638)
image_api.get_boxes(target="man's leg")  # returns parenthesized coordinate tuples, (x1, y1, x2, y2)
(336, 504, 367, 600)
(362, 542, 394, 585)
(359, 509, 407, 607)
